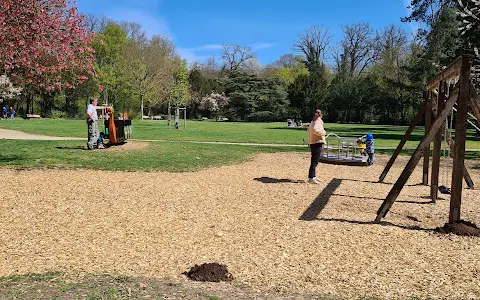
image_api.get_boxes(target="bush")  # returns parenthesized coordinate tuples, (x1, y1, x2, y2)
(51, 109, 67, 119)
(247, 111, 275, 122)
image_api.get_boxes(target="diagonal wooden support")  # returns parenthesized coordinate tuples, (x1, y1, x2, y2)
(375, 87, 459, 223)
(378, 102, 426, 182)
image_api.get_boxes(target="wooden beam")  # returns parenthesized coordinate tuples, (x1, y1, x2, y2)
(375, 87, 459, 223)
(427, 56, 463, 91)
(378, 102, 426, 182)
(449, 55, 471, 223)
(431, 82, 445, 202)
(423, 92, 432, 185)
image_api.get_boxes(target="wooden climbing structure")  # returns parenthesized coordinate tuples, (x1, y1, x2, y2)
(375, 54, 480, 224)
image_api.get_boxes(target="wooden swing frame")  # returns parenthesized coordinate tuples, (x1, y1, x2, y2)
(375, 54, 480, 224)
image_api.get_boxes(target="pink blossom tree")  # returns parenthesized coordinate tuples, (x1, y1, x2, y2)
(0, 0, 96, 92)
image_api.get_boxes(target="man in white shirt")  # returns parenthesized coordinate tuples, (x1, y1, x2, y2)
(86, 98, 107, 150)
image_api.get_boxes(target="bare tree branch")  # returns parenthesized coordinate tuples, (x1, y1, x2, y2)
(221, 44, 256, 70)
(292, 25, 333, 72)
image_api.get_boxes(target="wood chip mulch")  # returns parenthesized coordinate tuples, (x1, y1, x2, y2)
(1, 153, 479, 299)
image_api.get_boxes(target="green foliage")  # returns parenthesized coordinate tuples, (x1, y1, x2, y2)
(223, 70, 289, 121)
(171, 59, 191, 107)
(288, 68, 329, 121)
(92, 24, 129, 107)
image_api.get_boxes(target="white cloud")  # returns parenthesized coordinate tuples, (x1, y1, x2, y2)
(107, 8, 171, 38)
(189, 44, 224, 51)
(252, 43, 275, 50)
(176, 47, 211, 65)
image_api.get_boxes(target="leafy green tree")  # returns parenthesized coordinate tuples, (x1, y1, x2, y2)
(122, 35, 176, 118)
(171, 59, 191, 107)
(92, 24, 128, 106)
(288, 70, 329, 121)
(223, 71, 288, 121)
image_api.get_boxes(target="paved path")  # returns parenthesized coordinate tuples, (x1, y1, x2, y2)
(0, 129, 84, 141)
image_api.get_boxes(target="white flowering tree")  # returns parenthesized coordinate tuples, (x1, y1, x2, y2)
(0, 75, 22, 104)
(199, 92, 229, 120)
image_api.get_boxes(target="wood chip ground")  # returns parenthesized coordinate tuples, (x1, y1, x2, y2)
(1, 153, 479, 299)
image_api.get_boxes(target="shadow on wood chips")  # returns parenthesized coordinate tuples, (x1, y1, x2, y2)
(183, 263, 234, 282)
(435, 220, 480, 237)
(254, 177, 305, 184)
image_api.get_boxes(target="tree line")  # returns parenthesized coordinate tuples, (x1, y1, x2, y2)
(0, 0, 478, 124)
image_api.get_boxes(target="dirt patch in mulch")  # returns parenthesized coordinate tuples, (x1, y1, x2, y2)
(183, 263, 234, 282)
(435, 220, 480, 237)
(105, 141, 148, 151)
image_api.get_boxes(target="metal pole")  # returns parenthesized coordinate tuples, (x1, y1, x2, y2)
(184, 108, 186, 129)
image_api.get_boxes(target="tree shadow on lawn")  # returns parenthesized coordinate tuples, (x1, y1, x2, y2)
(0, 154, 25, 163)
(55, 146, 87, 150)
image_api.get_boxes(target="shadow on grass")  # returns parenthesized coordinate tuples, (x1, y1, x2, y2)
(55, 146, 86, 150)
(254, 177, 305, 184)
(0, 154, 25, 162)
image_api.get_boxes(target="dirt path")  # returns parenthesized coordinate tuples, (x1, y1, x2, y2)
(1, 153, 479, 299)
(0, 129, 84, 141)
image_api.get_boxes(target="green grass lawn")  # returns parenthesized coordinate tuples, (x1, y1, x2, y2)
(0, 139, 304, 172)
(2, 118, 480, 149)
(1, 119, 479, 171)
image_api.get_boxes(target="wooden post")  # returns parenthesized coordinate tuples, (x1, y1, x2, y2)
(423, 92, 432, 185)
(379, 102, 426, 182)
(431, 82, 445, 202)
(375, 88, 459, 223)
(449, 55, 471, 223)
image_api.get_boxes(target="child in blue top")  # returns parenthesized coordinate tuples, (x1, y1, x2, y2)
(358, 133, 374, 166)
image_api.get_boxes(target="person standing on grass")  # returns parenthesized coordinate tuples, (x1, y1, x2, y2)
(307, 109, 326, 184)
(9, 107, 15, 120)
(86, 98, 107, 150)
(2, 106, 7, 119)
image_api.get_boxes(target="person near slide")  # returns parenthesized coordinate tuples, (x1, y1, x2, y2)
(86, 98, 107, 150)
(307, 109, 326, 184)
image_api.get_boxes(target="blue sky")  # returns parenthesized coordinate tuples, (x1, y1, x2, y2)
(76, 0, 416, 65)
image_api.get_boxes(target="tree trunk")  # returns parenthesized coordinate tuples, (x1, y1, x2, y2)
(175, 107, 180, 129)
